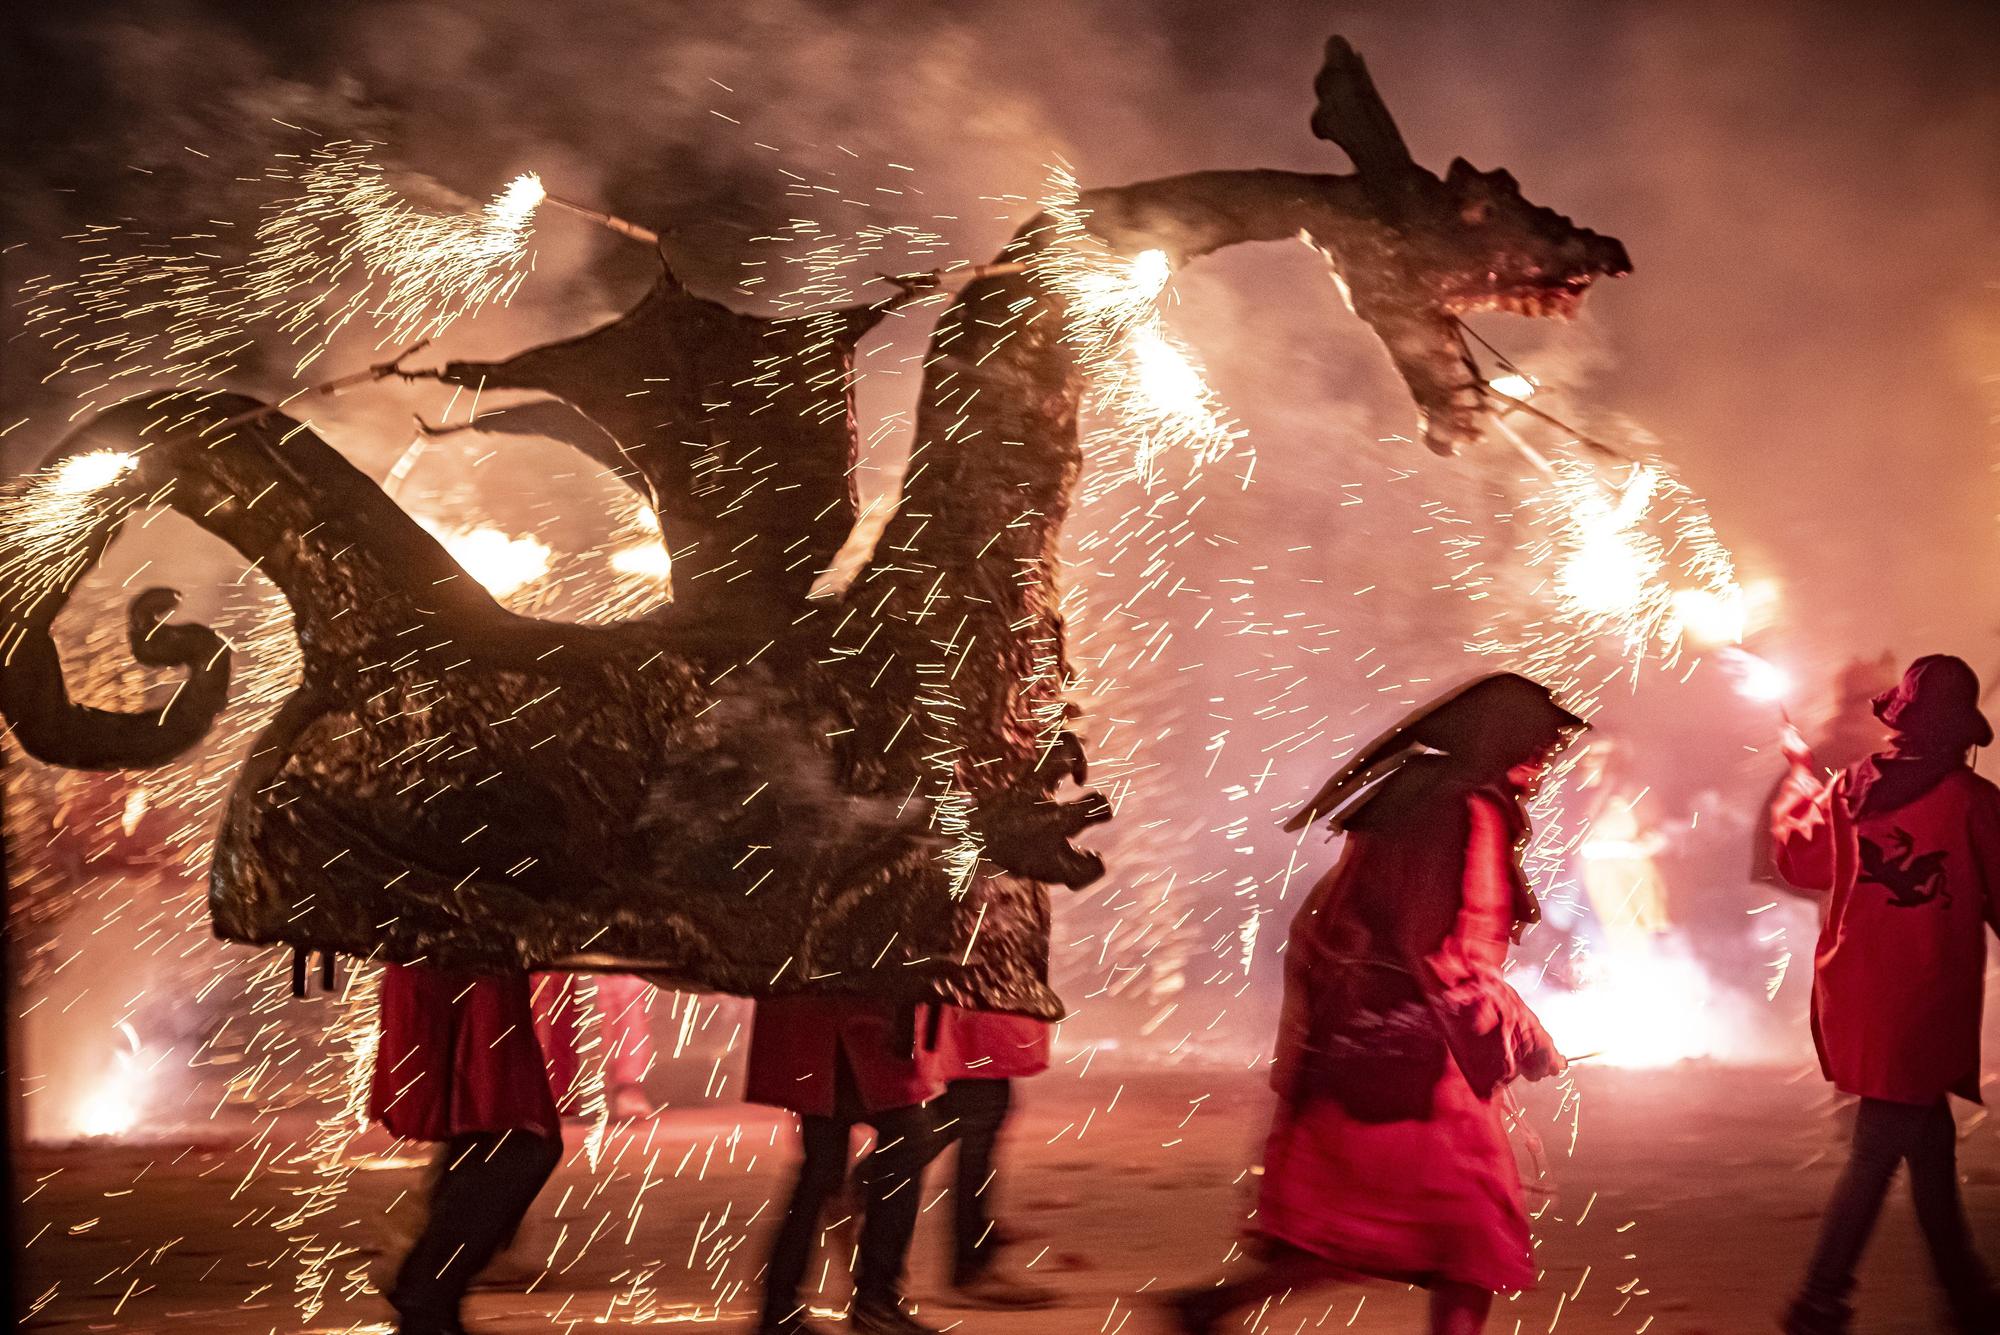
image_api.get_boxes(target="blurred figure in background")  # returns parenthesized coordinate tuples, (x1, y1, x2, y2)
(1770, 654, 2000, 1335)
(371, 966, 564, 1335)
(747, 996, 941, 1335)
(923, 1007, 1057, 1309)
(1573, 737, 1671, 955)
(533, 972, 658, 1120)
(1168, 674, 1577, 1335)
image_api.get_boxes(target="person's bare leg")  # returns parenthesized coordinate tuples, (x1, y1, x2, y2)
(1429, 1282, 1492, 1335)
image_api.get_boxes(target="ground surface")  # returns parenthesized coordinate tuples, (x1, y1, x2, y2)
(18, 1062, 1988, 1334)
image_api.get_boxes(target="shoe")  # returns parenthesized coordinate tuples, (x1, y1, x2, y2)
(1779, 1294, 1850, 1335)
(850, 1294, 942, 1335)
(1950, 1294, 2000, 1335)
(609, 1083, 656, 1120)
(391, 1308, 468, 1335)
(1160, 1286, 1224, 1335)
(753, 1315, 834, 1335)
(949, 1269, 1058, 1309)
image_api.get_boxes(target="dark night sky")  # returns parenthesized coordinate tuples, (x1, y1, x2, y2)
(3, 0, 1997, 1033)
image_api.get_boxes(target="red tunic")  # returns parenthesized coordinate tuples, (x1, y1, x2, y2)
(529, 972, 585, 1115)
(1772, 765, 2000, 1104)
(1257, 792, 1543, 1294)
(531, 972, 658, 1112)
(932, 1007, 1051, 1081)
(368, 964, 562, 1142)
(744, 995, 943, 1117)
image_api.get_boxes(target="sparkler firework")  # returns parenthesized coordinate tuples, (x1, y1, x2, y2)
(245, 156, 545, 353)
(17, 139, 544, 407)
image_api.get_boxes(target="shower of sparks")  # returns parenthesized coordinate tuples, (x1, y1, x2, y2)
(570, 975, 614, 1172)
(1030, 165, 1245, 499)
(247, 153, 544, 356)
(18, 139, 543, 407)
(5, 134, 557, 1329)
(279, 964, 384, 1325)
(1492, 455, 1743, 691)
(1440, 438, 1757, 1072)
(0, 449, 147, 638)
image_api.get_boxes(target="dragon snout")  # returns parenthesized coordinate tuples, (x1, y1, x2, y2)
(1580, 230, 1633, 280)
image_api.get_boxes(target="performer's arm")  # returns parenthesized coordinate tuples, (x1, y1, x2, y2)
(1972, 784, 2000, 938)
(1427, 794, 1564, 1082)
(1426, 793, 1514, 990)
(1769, 768, 1838, 893)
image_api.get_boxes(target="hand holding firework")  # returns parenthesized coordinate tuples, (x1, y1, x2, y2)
(1779, 718, 1819, 775)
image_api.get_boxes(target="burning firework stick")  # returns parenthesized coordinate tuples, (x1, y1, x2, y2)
(540, 192, 664, 248)
(1484, 384, 1626, 462)
(540, 187, 1026, 289)
(1485, 409, 1561, 482)
(1454, 316, 1623, 461)
(210, 340, 433, 432)
(881, 261, 1027, 287)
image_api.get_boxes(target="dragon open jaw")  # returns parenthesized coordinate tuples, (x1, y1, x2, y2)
(1468, 276, 1603, 321)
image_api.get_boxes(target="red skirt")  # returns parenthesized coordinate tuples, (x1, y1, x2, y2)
(933, 1007, 1051, 1081)
(744, 996, 941, 1117)
(368, 964, 562, 1142)
(1256, 1062, 1534, 1293)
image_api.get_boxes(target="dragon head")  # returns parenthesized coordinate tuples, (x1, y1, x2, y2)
(1425, 158, 1632, 322)
(1308, 37, 1632, 453)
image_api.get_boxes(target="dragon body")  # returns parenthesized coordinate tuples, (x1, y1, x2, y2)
(1, 39, 1628, 1015)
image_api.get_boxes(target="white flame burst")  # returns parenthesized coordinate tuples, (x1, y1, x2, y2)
(1520, 457, 1743, 674)
(1722, 644, 1794, 703)
(416, 519, 554, 601)
(1029, 166, 1244, 497)
(51, 449, 140, 495)
(71, 1022, 148, 1139)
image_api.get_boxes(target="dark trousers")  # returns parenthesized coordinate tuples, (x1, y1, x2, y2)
(1790, 1097, 1995, 1333)
(763, 1062, 936, 1324)
(390, 1130, 562, 1334)
(930, 1077, 1016, 1283)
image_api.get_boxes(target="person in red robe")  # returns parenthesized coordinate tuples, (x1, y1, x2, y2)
(745, 995, 942, 1335)
(1166, 673, 1578, 1335)
(1770, 654, 2000, 1335)
(369, 964, 564, 1335)
(923, 1007, 1057, 1308)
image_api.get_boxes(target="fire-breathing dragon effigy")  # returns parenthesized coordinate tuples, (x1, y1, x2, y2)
(0, 38, 1628, 1017)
